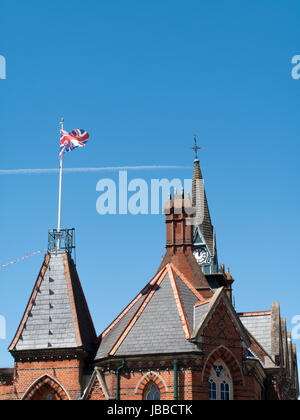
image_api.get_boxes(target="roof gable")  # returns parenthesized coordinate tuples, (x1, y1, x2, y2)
(191, 288, 251, 347)
(82, 368, 111, 400)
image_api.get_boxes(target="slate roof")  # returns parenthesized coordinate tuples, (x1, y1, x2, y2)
(95, 264, 206, 360)
(175, 273, 200, 331)
(193, 302, 209, 331)
(239, 312, 272, 355)
(9, 251, 96, 353)
(192, 158, 215, 255)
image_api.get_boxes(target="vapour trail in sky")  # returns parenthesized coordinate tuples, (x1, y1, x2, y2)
(0, 166, 188, 175)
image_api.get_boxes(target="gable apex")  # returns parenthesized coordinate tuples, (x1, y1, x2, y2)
(194, 228, 204, 245)
(191, 287, 251, 348)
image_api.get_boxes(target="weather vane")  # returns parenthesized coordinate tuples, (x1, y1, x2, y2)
(189, 134, 203, 160)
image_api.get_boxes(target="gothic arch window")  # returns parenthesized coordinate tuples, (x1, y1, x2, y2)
(45, 393, 54, 401)
(22, 375, 69, 400)
(209, 359, 233, 401)
(209, 379, 217, 400)
(143, 382, 161, 400)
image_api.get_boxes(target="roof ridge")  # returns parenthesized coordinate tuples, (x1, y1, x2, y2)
(108, 266, 168, 356)
(194, 298, 212, 307)
(63, 254, 83, 347)
(238, 311, 272, 317)
(67, 256, 97, 342)
(170, 264, 206, 302)
(167, 265, 191, 339)
(99, 266, 167, 341)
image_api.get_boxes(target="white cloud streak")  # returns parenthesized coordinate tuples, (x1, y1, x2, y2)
(0, 165, 189, 175)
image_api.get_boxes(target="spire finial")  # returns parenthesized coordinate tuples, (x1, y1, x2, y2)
(189, 134, 203, 160)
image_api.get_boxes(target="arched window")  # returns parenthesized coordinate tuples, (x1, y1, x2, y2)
(144, 383, 161, 400)
(209, 379, 217, 400)
(45, 392, 55, 401)
(220, 381, 230, 401)
(209, 360, 233, 400)
(22, 375, 69, 400)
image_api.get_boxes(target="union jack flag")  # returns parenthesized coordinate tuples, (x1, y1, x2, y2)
(59, 129, 90, 158)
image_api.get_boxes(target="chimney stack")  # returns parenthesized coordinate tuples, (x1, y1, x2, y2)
(163, 189, 195, 255)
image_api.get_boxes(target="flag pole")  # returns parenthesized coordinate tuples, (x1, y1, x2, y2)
(57, 117, 64, 249)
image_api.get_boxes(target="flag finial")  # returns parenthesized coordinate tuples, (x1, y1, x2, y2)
(189, 134, 203, 160)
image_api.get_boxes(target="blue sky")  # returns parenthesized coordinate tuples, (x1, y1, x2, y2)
(0, 0, 299, 383)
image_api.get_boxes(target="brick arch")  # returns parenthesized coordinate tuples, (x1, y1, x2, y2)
(202, 346, 244, 388)
(135, 372, 167, 399)
(22, 375, 70, 400)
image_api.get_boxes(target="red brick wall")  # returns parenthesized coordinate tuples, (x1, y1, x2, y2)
(87, 364, 263, 401)
(86, 370, 193, 401)
(0, 383, 14, 400)
(1, 358, 83, 400)
(87, 377, 106, 400)
(1, 299, 265, 400)
(84, 300, 264, 401)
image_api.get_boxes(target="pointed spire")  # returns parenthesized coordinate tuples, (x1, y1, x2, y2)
(192, 158, 214, 256)
(192, 158, 203, 207)
(9, 251, 96, 355)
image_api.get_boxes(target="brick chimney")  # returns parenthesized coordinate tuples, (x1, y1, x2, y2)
(163, 189, 194, 255)
(159, 189, 212, 297)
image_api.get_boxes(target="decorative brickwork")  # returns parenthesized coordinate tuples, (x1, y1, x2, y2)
(136, 372, 167, 399)
(22, 375, 70, 400)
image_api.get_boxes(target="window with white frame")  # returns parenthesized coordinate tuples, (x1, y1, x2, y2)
(209, 359, 233, 400)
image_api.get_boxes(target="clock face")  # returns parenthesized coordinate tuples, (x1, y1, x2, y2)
(193, 248, 208, 265)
